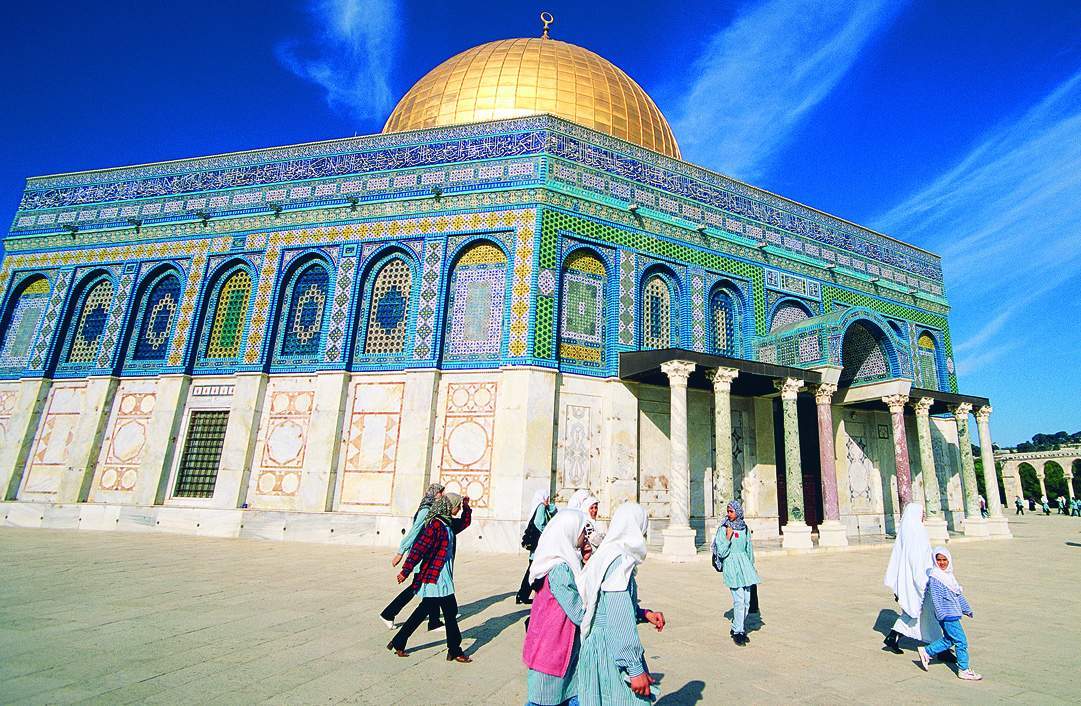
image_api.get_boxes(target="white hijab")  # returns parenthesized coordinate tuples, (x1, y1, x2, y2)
(576, 502, 648, 638)
(528, 488, 550, 519)
(567, 488, 591, 511)
(529, 509, 588, 583)
(928, 545, 963, 594)
(884, 502, 933, 618)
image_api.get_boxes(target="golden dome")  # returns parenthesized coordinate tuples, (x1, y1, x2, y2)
(383, 37, 680, 159)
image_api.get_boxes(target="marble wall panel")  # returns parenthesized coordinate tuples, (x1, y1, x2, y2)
(339, 381, 404, 508)
(249, 377, 317, 509)
(436, 380, 498, 508)
(22, 383, 86, 495)
(554, 392, 602, 505)
(91, 378, 158, 501)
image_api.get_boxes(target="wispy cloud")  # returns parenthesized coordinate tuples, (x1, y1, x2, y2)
(276, 0, 399, 122)
(876, 68, 1081, 375)
(670, 0, 903, 181)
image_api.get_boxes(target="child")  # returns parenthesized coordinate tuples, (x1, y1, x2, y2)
(917, 547, 982, 681)
(713, 500, 759, 646)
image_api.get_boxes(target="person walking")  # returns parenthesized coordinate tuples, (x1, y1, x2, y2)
(711, 500, 759, 646)
(1072, 498, 1080, 517)
(1058, 495, 1068, 515)
(1041, 495, 1050, 515)
(576, 502, 666, 705)
(882, 503, 942, 654)
(380, 483, 445, 630)
(1014, 496, 1024, 515)
(387, 493, 473, 663)
(568, 489, 605, 553)
(978, 495, 988, 518)
(522, 509, 589, 706)
(917, 547, 982, 681)
(518, 489, 557, 604)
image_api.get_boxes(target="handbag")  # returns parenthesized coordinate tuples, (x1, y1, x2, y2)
(711, 539, 724, 573)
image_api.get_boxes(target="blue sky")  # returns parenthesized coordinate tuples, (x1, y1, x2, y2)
(2, 0, 1079, 446)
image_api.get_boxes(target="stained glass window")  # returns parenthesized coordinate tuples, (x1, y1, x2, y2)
(205, 270, 251, 360)
(642, 275, 672, 349)
(66, 279, 114, 364)
(444, 243, 507, 359)
(132, 273, 181, 362)
(0, 277, 50, 369)
(173, 410, 229, 498)
(711, 288, 736, 356)
(840, 322, 891, 385)
(560, 252, 605, 365)
(364, 258, 411, 355)
(769, 301, 810, 333)
(916, 332, 940, 390)
(280, 264, 329, 358)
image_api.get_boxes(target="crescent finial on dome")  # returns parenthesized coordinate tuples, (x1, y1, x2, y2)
(540, 12, 554, 39)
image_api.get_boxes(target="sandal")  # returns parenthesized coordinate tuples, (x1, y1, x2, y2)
(386, 641, 409, 657)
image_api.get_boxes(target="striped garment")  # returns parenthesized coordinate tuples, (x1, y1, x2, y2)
(527, 562, 584, 705)
(927, 575, 972, 621)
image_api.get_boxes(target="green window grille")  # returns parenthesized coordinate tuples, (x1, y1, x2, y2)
(174, 410, 229, 498)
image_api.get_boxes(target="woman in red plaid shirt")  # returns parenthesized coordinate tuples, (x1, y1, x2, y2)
(387, 492, 473, 662)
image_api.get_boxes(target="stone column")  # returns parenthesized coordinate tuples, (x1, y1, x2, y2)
(883, 394, 913, 507)
(814, 383, 846, 547)
(1036, 467, 1048, 503)
(1064, 470, 1074, 500)
(661, 360, 697, 560)
(911, 397, 948, 543)
(707, 367, 739, 517)
(975, 405, 1011, 537)
(776, 377, 812, 549)
(952, 403, 988, 537)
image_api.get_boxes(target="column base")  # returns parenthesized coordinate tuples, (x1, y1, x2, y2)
(962, 516, 990, 538)
(987, 516, 1012, 538)
(816, 520, 848, 547)
(660, 526, 698, 562)
(925, 518, 950, 544)
(781, 522, 813, 550)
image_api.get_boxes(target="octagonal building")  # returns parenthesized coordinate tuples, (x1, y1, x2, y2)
(0, 29, 1010, 551)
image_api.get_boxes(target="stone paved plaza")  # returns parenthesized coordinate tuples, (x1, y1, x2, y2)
(1, 516, 1078, 705)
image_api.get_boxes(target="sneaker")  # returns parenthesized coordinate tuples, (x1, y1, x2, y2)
(958, 669, 983, 681)
(916, 647, 930, 671)
(381, 617, 395, 630)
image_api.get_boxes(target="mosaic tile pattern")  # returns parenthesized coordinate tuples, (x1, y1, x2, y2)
(65, 279, 114, 364)
(839, 322, 891, 385)
(444, 243, 507, 360)
(560, 252, 605, 366)
(643, 275, 672, 350)
(711, 288, 736, 356)
(691, 274, 706, 352)
(280, 263, 330, 359)
(205, 270, 251, 361)
(915, 332, 941, 391)
(618, 251, 635, 346)
(363, 258, 411, 355)
(96, 271, 133, 370)
(324, 248, 356, 363)
(0, 277, 50, 370)
(769, 300, 811, 333)
(131, 273, 181, 362)
(413, 239, 445, 360)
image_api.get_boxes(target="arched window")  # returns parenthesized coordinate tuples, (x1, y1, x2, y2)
(560, 251, 606, 366)
(204, 269, 252, 361)
(642, 274, 674, 349)
(840, 321, 891, 385)
(130, 272, 182, 363)
(364, 258, 412, 355)
(279, 263, 330, 358)
(710, 287, 738, 356)
(0, 277, 50, 369)
(443, 243, 507, 360)
(769, 300, 811, 333)
(66, 278, 114, 365)
(916, 332, 940, 390)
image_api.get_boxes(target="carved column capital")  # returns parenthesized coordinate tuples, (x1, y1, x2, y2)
(661, 360, 695, 387)
(882, 394, 910, 414)
(910, 397, 935, 417)
(814, 383, 837, 405)
(951, 402, 973, 421)
(774, 377, 804, 401)
(975, 405, 993, 423)
(706, 366, 739, 391)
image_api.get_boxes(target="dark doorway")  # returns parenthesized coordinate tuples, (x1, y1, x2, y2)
(773, 396, 824, 533)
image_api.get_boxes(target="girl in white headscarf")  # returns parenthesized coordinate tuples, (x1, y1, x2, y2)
(518, 488, 556, 604)
(522, 509, 589, 706)
(575, 502, 665, 705)
(882, 502, 942, 653)
(567, 489, 605, 551)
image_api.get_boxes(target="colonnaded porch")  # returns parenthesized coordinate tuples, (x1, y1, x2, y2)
(619, 348, 1009, 557)
(994, 447, 1081, 505)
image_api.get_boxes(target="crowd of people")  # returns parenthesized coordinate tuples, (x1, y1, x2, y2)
(1014, 494, 1080, 516)
(382, 484, 987, 703)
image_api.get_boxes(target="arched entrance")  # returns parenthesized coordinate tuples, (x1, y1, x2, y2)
(1018, 463, 1040, 501)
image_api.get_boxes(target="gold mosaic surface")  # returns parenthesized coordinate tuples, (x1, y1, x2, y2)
(383, 38, 680, 159)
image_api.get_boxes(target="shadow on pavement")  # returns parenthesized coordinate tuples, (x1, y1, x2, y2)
(874, 608, 899, 638)
(656, 678, 705, 704)
(458, 590, 515, 619)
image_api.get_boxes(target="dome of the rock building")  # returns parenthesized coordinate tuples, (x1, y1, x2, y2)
(383, 36, 680, 159)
